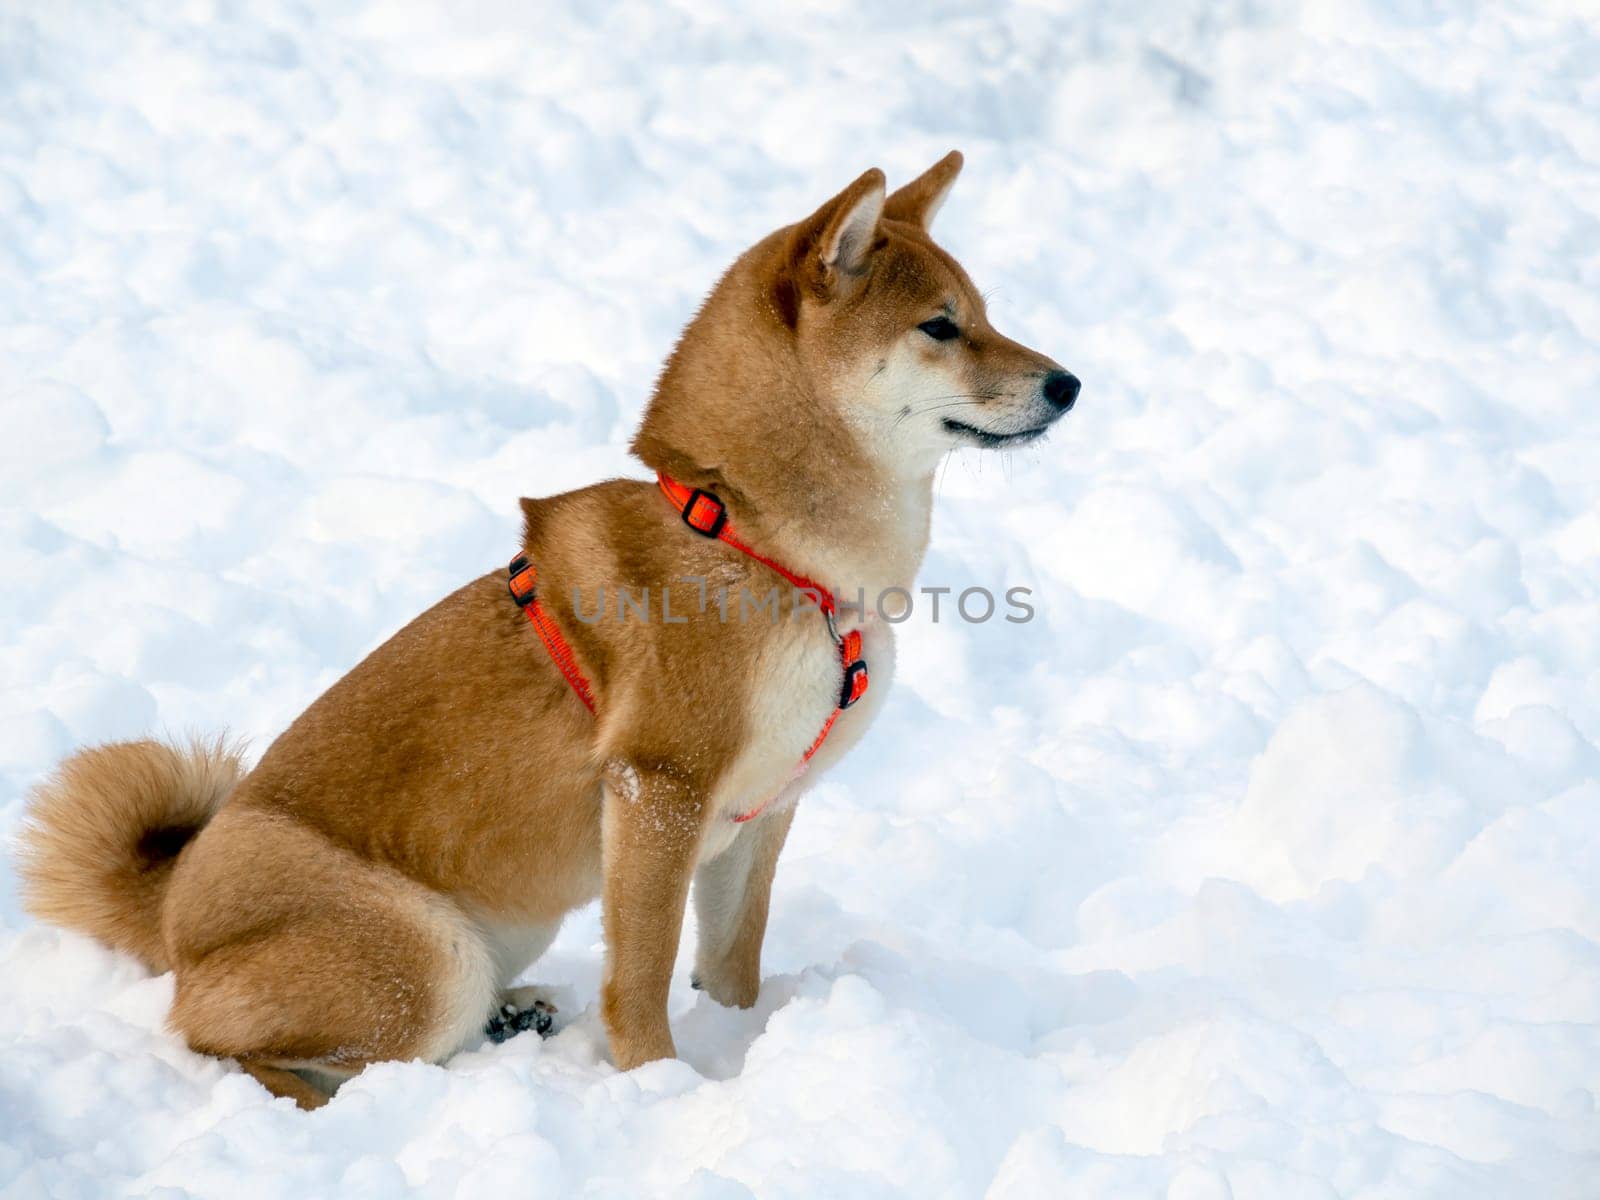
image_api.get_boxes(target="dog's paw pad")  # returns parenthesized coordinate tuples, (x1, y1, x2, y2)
(485, 999, 556, 1044)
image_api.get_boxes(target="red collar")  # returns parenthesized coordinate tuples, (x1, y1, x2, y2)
(507, 472, 869, 821)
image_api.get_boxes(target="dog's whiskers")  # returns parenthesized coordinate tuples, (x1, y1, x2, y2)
(890, 393, 1004, 429)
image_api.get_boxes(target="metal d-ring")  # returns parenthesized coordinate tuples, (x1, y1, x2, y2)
(822, 604, 843, 648)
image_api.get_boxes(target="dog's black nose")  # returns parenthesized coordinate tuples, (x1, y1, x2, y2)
(1043, 371, 1080, 411)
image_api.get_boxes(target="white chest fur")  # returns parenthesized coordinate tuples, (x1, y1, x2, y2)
(700, 611, 895, 864)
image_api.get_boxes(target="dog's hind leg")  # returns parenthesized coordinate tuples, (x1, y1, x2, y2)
(165, 813, 498, 1109)
(171, 888, 496, 1107)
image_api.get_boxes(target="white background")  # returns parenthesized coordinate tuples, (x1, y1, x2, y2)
(2, 2, 1597, 1196)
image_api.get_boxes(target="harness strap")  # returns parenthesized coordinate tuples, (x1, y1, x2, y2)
(507, 473, 869, 822)
(508, 558, 596, 712)
(656, 475, 834, 611)
(654, 471, 870, 722)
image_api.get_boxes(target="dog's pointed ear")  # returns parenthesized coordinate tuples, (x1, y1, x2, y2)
(788, 167, 886, 306)
(883, 150, 964, 233)
(818, 168, 886, 278)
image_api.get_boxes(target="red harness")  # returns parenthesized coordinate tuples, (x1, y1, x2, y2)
(506, 472, 869, 822)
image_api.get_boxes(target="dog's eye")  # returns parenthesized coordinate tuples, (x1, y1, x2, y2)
(918, 316, 960, 342)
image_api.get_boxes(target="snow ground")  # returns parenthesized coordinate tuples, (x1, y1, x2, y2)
(3, 0, 1599, 1195)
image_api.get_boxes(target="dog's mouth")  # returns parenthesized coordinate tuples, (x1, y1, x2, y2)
(942, 418, 1051, 448)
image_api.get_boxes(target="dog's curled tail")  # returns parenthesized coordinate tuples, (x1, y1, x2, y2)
(17, 738, 244, 973)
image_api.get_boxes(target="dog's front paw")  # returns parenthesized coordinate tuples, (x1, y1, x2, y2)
(689, 964, 760, 1009)
(485, 989, 559, 1044)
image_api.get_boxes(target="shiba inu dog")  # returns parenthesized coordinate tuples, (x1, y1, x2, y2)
(18, 152, 1079, 1109)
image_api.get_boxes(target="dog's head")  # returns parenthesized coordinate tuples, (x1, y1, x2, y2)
(634, 154, 1077, 495)
(775, 152, 1078, 476)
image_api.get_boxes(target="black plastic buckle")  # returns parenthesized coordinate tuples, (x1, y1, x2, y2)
(507, 555, 538, 607)
(838, 659, 869, 709)
(681, 488, 728, 538)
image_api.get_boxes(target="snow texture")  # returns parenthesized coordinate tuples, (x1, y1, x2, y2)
(3, 1, 1599, 1196)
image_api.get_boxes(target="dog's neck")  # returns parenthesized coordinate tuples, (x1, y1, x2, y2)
(632, 238, 939, 602)
(731, 459, 935, 602)
(640, 424, 936, 603)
